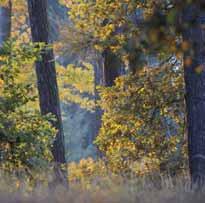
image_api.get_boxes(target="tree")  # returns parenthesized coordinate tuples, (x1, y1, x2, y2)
(102, 49, 122, 87)
(95, 63, 185, 175)
(0, 0, 11, 46)
(182, 1, 205, 187)
(27, 0, 67, 184)
(61, 0, 205, 188)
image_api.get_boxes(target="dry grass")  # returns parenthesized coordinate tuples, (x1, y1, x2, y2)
(1, 173, 205, 203)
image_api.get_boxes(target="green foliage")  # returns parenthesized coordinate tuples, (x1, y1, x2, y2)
(95, 64, 187, 175)
(0, 41, 56, 174)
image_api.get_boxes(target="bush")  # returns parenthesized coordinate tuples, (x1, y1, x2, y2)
(95, 65, 187, 176)
(0, 41, 56, 178)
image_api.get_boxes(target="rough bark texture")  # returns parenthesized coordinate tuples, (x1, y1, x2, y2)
(27, 0, 66, 164)
(183, 3, 205, 187)
(0, 1, 11, 47)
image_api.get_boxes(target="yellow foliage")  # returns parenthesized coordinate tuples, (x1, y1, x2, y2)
(95, 65, 187, 175)
(68, 158, 108, 189)
(57, 62, 96, 110)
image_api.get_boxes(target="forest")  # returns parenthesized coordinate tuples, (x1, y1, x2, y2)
(1, 0, 205, 202)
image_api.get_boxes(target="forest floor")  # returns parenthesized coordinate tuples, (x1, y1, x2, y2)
(1, 175, 205, 203)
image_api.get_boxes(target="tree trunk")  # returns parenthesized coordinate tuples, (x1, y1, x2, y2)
(0, 1, 11, 47)
(183, 3, 205, 188)
(102, 49, 122, 87)
(90, 50, 122, 158)
(27, 0, 66, 180)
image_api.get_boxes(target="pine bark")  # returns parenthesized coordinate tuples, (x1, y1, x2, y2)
(183, 3, 205, 188)
(27, 0, 66, 164)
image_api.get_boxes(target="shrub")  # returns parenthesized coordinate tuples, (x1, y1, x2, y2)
(0, 41, 56, 178)
(95, 64, 187, 175)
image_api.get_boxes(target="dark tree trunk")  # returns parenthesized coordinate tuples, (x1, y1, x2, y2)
(27, 0, 66, 165)
(90, 50, 122, 158)
(128, 53, 140, 74)
(183, 3, 205, 188)
(102, 49, 122, 87)
(0, 1, 11, 47)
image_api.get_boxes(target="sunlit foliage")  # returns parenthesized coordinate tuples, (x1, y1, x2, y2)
(57, 62, 96, 110)
(59, 0, 189, 176)
(95, 63, 187, 175)
(0, 0, 196, 190)
(68, 158, 108, 189)
(60, 0, 182, 68)
(0, 41, 56, 175)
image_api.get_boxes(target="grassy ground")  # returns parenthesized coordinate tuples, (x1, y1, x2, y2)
(1, 173, 205, 203)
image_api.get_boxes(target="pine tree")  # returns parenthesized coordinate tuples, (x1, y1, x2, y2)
(27, 0, 67, 184)
(182, 1, 205, 188)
